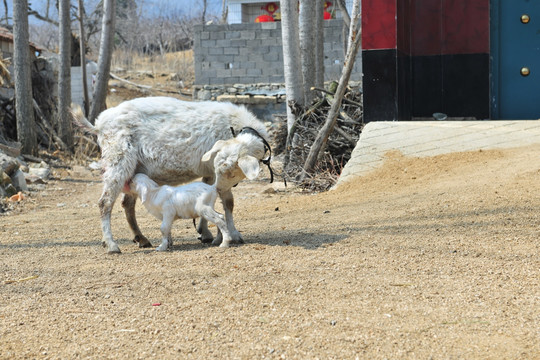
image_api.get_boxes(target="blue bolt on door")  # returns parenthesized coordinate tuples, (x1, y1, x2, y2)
(491, 0, 540, 119)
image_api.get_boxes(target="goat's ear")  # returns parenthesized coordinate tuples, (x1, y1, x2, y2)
(202, 140, 227, 163)
(238, 155, 260, 180)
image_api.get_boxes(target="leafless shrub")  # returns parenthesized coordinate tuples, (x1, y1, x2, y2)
(282, 82, 364, 191)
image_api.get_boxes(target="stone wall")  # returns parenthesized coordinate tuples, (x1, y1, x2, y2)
(193, 83, 286, 122)
(193, 19, 362, 86)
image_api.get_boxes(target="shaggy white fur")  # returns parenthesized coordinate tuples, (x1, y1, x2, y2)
(72, 97, 270, 254)
(128, 174, 233, 251)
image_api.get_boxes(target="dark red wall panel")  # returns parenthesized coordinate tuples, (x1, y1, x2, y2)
(410, 0, 442, 56)
(362, 0, 491, 122)
(441, 0, 489, 55)
(362, 0, 397, 50)
(410, 0, 489, 56)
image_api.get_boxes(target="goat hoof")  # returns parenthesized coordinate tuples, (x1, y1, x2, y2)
(198, 236, 214, 244)
(107, 244, 122, 254)
(134, 235, 152, 248)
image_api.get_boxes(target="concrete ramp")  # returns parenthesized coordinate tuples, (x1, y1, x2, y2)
(336, 120, 540, 187)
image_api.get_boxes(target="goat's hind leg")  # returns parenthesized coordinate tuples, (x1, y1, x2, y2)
(122, 193, 152, 248)
(99, 141, 137, 254)
(196, 218, 214, 243)
(196, 176, 215, 243)
(200, 207, 233, 248)
(99, 183, 123, 254)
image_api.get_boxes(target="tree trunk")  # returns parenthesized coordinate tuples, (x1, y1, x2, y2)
(280, 0, 304, 134)
(89, 0, 116, 123)
(336, 0, 351, 57)
(78, 0, 90, 116)
(299, 0, 316, 105)
(13, 0, 37, 155)
(302, 0, 361, 176)
(314, 0, 325, 88)
(221, 0, 228, 24)
(58, 0, 73, 150)
(201, 0, 208, 24)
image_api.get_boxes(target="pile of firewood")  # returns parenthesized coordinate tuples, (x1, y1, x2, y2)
(0, 57, 65, 153)
(276, 82, 363, 191)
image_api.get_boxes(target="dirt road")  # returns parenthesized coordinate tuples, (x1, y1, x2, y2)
(1, 145, 540, 359)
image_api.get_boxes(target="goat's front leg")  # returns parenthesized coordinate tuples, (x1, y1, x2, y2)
(216, 189, 243, 245)
(122, 193, 152, 248)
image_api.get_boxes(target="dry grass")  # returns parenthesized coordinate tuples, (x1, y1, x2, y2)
(111, 49, 194, 86)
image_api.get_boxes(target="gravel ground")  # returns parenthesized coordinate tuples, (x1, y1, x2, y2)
(1, 145, 540, 359)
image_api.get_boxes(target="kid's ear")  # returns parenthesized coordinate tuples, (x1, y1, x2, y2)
(202, 140, 227, 163)
(238, 155, 260, 180)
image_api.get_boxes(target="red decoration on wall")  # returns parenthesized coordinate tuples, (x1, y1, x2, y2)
(255, 14, 275, 23)
(262, 2, 279, 14)
(323, 1, 333, 20)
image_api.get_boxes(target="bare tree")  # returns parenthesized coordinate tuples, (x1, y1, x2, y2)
(89, 0, 116, 123)
(280, 0, 304, 134)
(336, 0, 351, 57)
(13, 0, 37, 155)
(78, 0, 90, 116)
(302, 0, 361, 175)
(314, 0, 325, 88)
(201, 0, 208, 24)
(58, 0, 73, 149)
(221, 0, 228, 24)
(299, 0, 316, 105)
(1, 0, 9, 25)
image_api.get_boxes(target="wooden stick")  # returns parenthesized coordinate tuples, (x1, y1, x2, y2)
(109, 72, 152, 89)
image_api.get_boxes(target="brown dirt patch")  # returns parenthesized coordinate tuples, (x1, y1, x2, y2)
(2, 144, 540, 359)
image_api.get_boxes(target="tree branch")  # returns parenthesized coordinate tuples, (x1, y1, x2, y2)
(28, 9, 59, 26)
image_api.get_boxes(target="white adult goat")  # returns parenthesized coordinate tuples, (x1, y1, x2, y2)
(127, 173, 233, 250)
(72, 97, 271, 254)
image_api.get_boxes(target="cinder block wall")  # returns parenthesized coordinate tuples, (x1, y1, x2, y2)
(194, 19, 362, 85)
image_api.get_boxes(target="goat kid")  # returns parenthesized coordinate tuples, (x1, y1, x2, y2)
(71, 97, 271, 254)
(127, 174, 233, 250)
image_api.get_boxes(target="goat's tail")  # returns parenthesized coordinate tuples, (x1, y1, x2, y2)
(70, 104, 97, 135)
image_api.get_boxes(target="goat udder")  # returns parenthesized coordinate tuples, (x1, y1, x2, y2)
(122, 180, 131, 193)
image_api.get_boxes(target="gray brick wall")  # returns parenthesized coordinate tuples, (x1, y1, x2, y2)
(194, 20, 362, 85)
